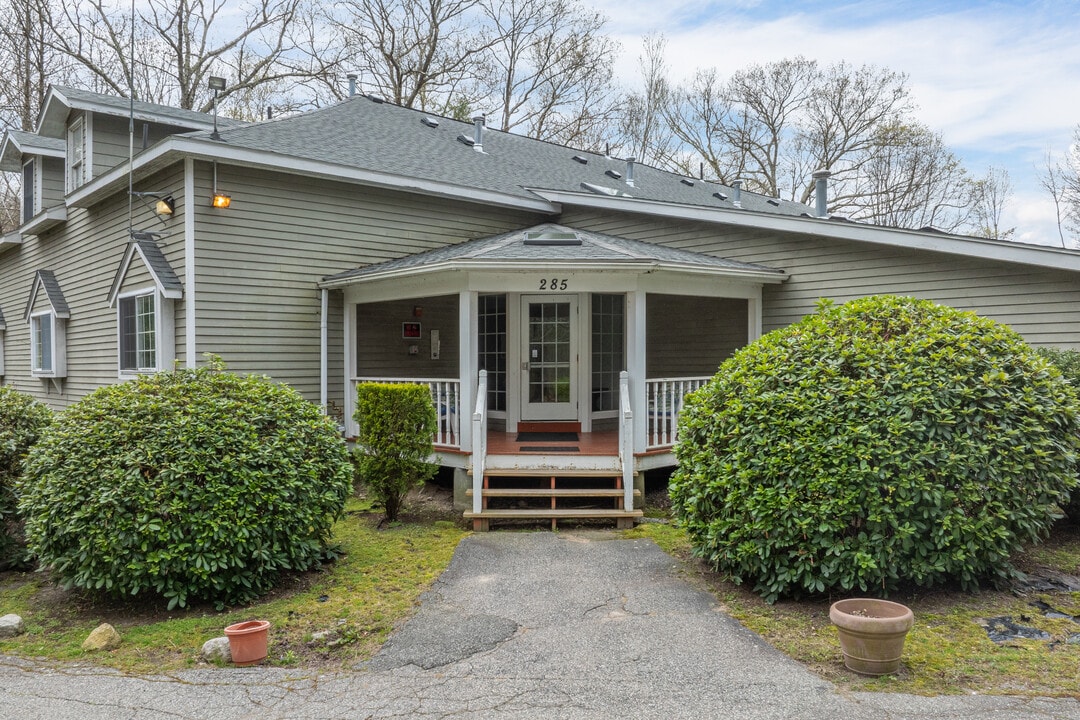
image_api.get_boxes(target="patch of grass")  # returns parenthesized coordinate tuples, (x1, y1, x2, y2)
(626, 519, 1080, 697)
(0, 496, 468, 672)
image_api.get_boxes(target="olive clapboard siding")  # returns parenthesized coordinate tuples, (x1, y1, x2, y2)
(90, 114, 192, 178)
(191, 162, 543, 402)
(558, 210, 1080, 348)
(41, 157, 65, 208)
(646, 296, 747, 377)
(356, 296, 460, 378)
(0, 164, 188, 407)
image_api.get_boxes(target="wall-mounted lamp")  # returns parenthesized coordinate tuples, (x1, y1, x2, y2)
(155, 195, 175, 216)
(211, 160, 231, 208)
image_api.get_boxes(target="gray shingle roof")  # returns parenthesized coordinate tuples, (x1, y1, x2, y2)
(0, 130, 67, 172)
(24, 269, 70, 321)
(323, 223, 785, 284)
(54, 86, 248, 131)
(108, 237, 184, 305)
(198, 95, 812, 217)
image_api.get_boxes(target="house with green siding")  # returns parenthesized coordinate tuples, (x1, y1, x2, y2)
(4, 85, 1080, 530)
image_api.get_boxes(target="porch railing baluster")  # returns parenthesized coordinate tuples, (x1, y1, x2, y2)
(644, 376, 711, 451)
(352, 376, 462, 450)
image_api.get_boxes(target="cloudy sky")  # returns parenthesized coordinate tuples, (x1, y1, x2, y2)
(589, 0, 1080, 245)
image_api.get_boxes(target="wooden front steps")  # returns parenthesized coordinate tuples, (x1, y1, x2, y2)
(464, 472, 642, 531)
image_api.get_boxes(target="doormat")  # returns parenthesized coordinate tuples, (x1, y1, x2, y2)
(518, 446, 580, 453)
(515, 432, 579, 442)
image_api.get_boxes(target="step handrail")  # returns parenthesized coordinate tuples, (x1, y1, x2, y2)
(471, 370, 488, 514)
(618, 370, 633, 511)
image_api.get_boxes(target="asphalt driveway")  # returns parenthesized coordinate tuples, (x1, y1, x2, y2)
(1, 531, 1078, 719)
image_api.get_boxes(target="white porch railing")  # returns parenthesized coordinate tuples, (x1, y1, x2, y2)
(618, 371, 634, 512)
(645, 376, 711, 450)
(471, 370, 488, 515)
(353, 377, 461, 449)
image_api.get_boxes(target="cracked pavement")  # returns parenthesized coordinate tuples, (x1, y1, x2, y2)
(2, 531, 1080, 719)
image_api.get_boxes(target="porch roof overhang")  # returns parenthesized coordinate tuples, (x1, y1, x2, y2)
(320, 223, 787, 289)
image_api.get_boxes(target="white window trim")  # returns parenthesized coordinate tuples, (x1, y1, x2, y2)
(116, 286, 174, 377)
(22, 157, 40, 223)
(67, 114, 91, 192)
(0, 329, 6, 377)
(29, 310, 66, 378)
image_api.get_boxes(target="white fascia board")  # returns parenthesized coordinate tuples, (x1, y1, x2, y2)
(1, 231, 23, 251)
(67, 137, 562, 214)
(531, 189, 1080, 274)
(20, 205, 68, 236)
(319, 258, 785, 289)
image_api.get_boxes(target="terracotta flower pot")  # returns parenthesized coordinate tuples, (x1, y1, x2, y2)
(223, 620, 271, 667)
(829, 598, 913, 676)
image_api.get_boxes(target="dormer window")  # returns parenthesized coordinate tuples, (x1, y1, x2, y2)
(23, 270, 69, 379)
(22, 158, 36, 222)
(67, 116, 86, 191)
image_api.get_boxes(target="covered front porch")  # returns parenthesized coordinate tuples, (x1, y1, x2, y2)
(321, 224, 786, 529)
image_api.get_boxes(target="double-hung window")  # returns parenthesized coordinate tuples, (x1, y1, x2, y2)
(67, 117, 85, 191)
(30, 312, 55, 374)
(118, 292, 157, 372)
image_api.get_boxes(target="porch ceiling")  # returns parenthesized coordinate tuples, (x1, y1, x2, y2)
(321, 223, 787, 288)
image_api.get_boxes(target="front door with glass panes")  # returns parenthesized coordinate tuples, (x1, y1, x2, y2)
(520, 295, 577, 420)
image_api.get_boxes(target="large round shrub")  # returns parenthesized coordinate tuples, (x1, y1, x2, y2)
(19, 361, 352, 609)
(0, 386, 52, 570)
(670, 296, 1080, 603)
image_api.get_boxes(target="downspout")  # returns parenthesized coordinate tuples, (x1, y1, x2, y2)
(320, 287, 328, 412)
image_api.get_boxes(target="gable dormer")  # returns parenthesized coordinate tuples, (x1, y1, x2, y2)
(0, 130, 67, 236)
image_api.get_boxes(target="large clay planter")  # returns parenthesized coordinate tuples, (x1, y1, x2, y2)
(829, 599, 913, 676)
(223, 620, 271, 667)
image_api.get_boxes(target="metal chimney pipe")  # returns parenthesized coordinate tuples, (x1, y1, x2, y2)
(731, 179, 742, 207)
(625, 158, 635, 187)
(813, 168, 832, 218)
(472, 114, 485, 153)
(347, 74, 357, 97)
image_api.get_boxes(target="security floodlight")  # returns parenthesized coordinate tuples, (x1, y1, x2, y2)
(209, 76, 227, 140)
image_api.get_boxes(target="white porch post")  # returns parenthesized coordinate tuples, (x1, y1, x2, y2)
(747, 291, 763, 342)
(626, 290, 648, 454)
(320, 288, 328, 410)
(458, 290, 477, 449)
(343, 298, 357, 437)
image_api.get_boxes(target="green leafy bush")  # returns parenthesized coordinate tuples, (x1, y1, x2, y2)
(18, 360, 352, 609)
(671, 296, 1080, 603)
(354, 383, 437, 522)
(1036, 346, 1080, 521)
(0, 386, 52, 570)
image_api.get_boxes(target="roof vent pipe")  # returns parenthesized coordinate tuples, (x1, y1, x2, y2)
(731, 179, 742, 208)
(347, 73, 357, 97)
(472, 114, 485, 153)
(813, 168, 831, 218)
(625, 157, 635, 187)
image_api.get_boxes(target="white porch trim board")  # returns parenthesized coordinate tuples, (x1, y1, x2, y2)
(183, 157, 196, 368)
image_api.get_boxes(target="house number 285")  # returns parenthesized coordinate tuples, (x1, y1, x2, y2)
(539, 278, 568, 290)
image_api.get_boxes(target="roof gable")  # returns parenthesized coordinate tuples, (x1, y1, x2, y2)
(23, 269, 70, 322)
(36, 86, 248, 139)
(322, 223, 786, 287)
(0, 130, 66, 172)
(108, 237, 184, 306)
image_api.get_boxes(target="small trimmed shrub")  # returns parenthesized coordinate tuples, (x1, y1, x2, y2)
(671, 296, 1080, 603)
(1036, 346, 1080, 521)
(354, 383, 437, 522)
(19, 360, 352, 609)
(0, 387, 52, 570)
